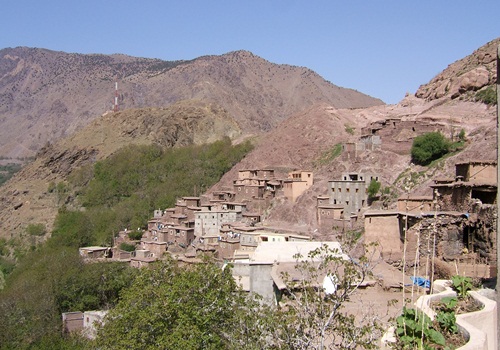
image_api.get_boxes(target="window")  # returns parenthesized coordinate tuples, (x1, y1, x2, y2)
(338, 188, 341, 192)
(346, 188, 350, 193)
(356, 188, 359, 193)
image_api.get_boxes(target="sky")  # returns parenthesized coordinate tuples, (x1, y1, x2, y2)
(1, 1, 499, 104)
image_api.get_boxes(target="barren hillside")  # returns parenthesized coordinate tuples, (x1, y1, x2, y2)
(0, 48, 383, 158)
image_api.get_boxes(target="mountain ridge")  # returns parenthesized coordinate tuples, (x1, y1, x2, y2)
(0, 47, 383, 158)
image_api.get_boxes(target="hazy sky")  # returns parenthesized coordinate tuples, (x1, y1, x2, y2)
(2, 1, 499, 104)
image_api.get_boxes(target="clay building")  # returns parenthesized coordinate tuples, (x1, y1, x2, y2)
(328, 172, 379, 216)
(360, 117, 447, 155)
(283, 170, 313, 202)
(194, 205, 244, 236)
(397, 195, 434, 213)
(431, 160, 497, 212)
(364, 211, 404, 261)
(317, 204, 345, 227)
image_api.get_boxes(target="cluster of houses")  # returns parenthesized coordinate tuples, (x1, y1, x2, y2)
(364, 160, 497, 278)
(80, 158, 498, 277)
(73, 155, 497, 335)
(80, 168, 315, 267)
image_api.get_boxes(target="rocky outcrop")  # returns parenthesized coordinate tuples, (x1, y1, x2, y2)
(416, 38, 498, 101)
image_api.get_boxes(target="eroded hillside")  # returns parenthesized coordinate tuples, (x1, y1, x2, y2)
(0, 48, 383, 158)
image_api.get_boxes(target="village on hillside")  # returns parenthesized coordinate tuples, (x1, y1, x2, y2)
(67, 115, 498, 343)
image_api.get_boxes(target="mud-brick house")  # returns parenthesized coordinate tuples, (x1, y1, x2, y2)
(242, 212, 261, 225)
(431, 160, 497, 212)
(328, 172, 379, 216)
(317, 204, 345, 227)
(233, 168, 281, 201)
(62, 310, 107, 339)
(455, 160, 497, 184)
(79, 246, 111, 259)
(342, 135, 381, 161)
(234, 183, 266, 201)
(164, 225, 195, 248)
(130, 249, 157, 268)
(283, 170, 313, 202)
(238, 169, 275, 180)
(194, 205, 244, 236)
(139, 240, 168, 258)
(212, 188, 236, 201)
(397, 195, 434, 213)
(364, 211, 404, 261)
(232, 241, 348, 305)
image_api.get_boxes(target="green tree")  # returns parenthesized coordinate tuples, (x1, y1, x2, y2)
(410, 132, 450, 165)
(268, 244, 382, 349)
(95, 258, 256, 349)
(367, 179, 381, 199)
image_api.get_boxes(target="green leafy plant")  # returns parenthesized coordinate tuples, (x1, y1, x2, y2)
(435, 297, 458, 334)
(450, 275, 473, 299)
(395, 307, 446, 349)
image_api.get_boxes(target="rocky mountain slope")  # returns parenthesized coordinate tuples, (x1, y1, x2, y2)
(0, 38, 497, 242)
(0, 48, 382, 158)
(0, 100, 240, 239)
(416, 38, 498, 101)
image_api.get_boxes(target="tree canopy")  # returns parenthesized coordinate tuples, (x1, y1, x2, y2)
(96, 258, 260, 350)
(410, 132, 450, 165)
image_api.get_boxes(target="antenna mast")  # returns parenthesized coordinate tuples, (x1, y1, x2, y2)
(113, 81, 119, 112)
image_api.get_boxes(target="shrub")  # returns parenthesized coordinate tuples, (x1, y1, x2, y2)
(411, 132, 450, 165)
(127, 230, 144, 241)
(344, 124, 355, 135)
(119, 243, 136, 252)
(26, 223, 46, 236)
(458, 129, 466, 142)
(475, 86, 497, 105)
(367, 179, 381, 199)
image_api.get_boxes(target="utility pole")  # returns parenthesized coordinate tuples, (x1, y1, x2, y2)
(496, 43, 499, 348)
(114, 81, 119, 112)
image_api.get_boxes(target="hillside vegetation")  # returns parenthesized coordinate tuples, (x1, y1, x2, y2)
(55, 138, 253, 248)
(0, 138, 253, 349)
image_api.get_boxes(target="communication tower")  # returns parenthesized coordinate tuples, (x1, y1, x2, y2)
(113, 81, 119, 112)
